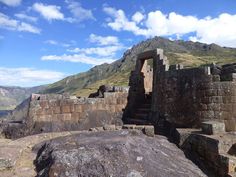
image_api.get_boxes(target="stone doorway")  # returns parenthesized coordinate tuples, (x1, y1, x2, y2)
(141, 59, 153, 94)
(123, 49, 169, 124)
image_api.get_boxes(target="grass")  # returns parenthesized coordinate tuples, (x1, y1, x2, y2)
(74, 71, 130, 97)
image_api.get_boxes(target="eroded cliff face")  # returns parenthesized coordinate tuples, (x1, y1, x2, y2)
(33, 130, 206, 177)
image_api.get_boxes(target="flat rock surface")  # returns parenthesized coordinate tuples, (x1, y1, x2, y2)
(0, 131, 81, 177)
(34, 130, 206, 177)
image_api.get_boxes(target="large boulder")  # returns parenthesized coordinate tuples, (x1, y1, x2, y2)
(34, 130, 206, 177)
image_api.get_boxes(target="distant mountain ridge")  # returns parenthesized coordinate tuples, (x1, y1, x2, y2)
(0, 85, 46, 110)
(42, 37, 236, 97)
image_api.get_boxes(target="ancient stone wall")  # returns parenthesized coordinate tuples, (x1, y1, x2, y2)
(156, 65, 236, 130)
(125, 49, 236, 131)
(3, 91, 128, 138)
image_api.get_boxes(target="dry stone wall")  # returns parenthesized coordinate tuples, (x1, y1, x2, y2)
(124, 49, 236, 131)
(3, 91, 128, 138)
(156, 65, 236, 130)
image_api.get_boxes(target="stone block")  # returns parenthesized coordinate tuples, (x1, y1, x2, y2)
(201, 121, 225, 135)
(115, 126, 122, 130)
(143, 125, 155, 137)
(219, 155, 236, 175)
(224, 119, 236, 132)
(89, 127, 104, 132)
(39, 100, 49, 109)
(61, 105, 71, 113)
(63, 114, 72, 121)
(53, 106, 61, 114)
(212, 75, 220, 82)
(71, 113, 80, 121)
(135, 125, 145, 131)
(74, 105, 82, 112)
(122, 124, 136, 129)
(228, 157, 236, 174)
(70, 105, 75, 112)
(103, 124, 116, 131)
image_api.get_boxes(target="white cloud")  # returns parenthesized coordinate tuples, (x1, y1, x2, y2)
(89, 34, 119, 46)
(103, 7, 148, 36)
(42, 33, 124, 66)
(66, 0, 95, 22)
(132, 12, 145, 24)
(68, 45, 124, 57)
(191, 13, 236, 47)
(0, 0, 21, 6)
(0, 12, 41, 34)
(44, 40, 75, 48)
(104, 7, 236, 47)
(15, 13, 38, 22)
(32, 3, 64, 21)
(41, 54, 115, 65)
(45, 40, 58, 45)
(0, 67, 65, 87)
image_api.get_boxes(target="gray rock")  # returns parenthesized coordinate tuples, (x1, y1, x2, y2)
(34, 130, 206, 177)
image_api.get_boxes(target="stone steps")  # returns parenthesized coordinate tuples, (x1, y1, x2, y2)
(127, 93, 152, 125)
(126, 118, 152, 125)
(134, 113, 149, 120)
(139, 103, 151, 109)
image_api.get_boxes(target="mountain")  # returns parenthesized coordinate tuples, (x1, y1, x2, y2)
(41, 37, 236, 96)
(0, 85, 46, 110)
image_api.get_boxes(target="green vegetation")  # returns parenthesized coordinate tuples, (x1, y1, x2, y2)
(0, 86, 45, 110)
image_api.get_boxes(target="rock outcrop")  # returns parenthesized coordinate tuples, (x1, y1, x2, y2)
(34, 130, 206, 177)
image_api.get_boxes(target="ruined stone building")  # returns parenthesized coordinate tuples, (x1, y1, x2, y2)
(1, 48, 236, 176)
(124, 49, 236, 131)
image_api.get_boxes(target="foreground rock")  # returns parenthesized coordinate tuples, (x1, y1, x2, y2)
(34, 130, 206, 177)
(0, 131, 81, 177)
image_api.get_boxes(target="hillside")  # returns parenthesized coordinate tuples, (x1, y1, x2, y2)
(43, 37, 236, 97)
(0, 85, 45, 110)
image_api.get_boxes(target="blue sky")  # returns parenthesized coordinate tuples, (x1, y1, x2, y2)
(0, 0, 236, 87)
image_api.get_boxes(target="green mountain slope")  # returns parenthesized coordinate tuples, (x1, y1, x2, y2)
(0, 86, 46, 110)
(42, 37, 236, 97)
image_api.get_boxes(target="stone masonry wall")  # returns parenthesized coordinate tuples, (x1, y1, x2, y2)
(125, 49, 236, 131)
(156, 64, 236, 131)
(3, 91, 128, 138)
(29, 92, 128, 134)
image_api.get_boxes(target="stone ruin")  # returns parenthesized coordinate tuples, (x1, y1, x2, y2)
(124, 48, 236, 131)
(1, 48, 236, 176)
(0, 87, 129, 139)
(123, 48, 236, 176)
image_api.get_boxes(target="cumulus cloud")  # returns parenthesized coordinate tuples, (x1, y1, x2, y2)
(15, 13, 37, 22)
(68, 45, 123, 57)
(103, 7, 148, 36)
(104, 7, 236, 47)
(42, 33, 124, 66)
(0, 0, 21, 6)
(41, 54, 115, 65)
(66, 0, 95, 22)
(0, 12, 41, 34)
(132, 12, 145, 24)
(32, 3, 64, 21)
(0, 67, 65, 87)
(89, 34, 119, 46)
(42, 40, 123, 65)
